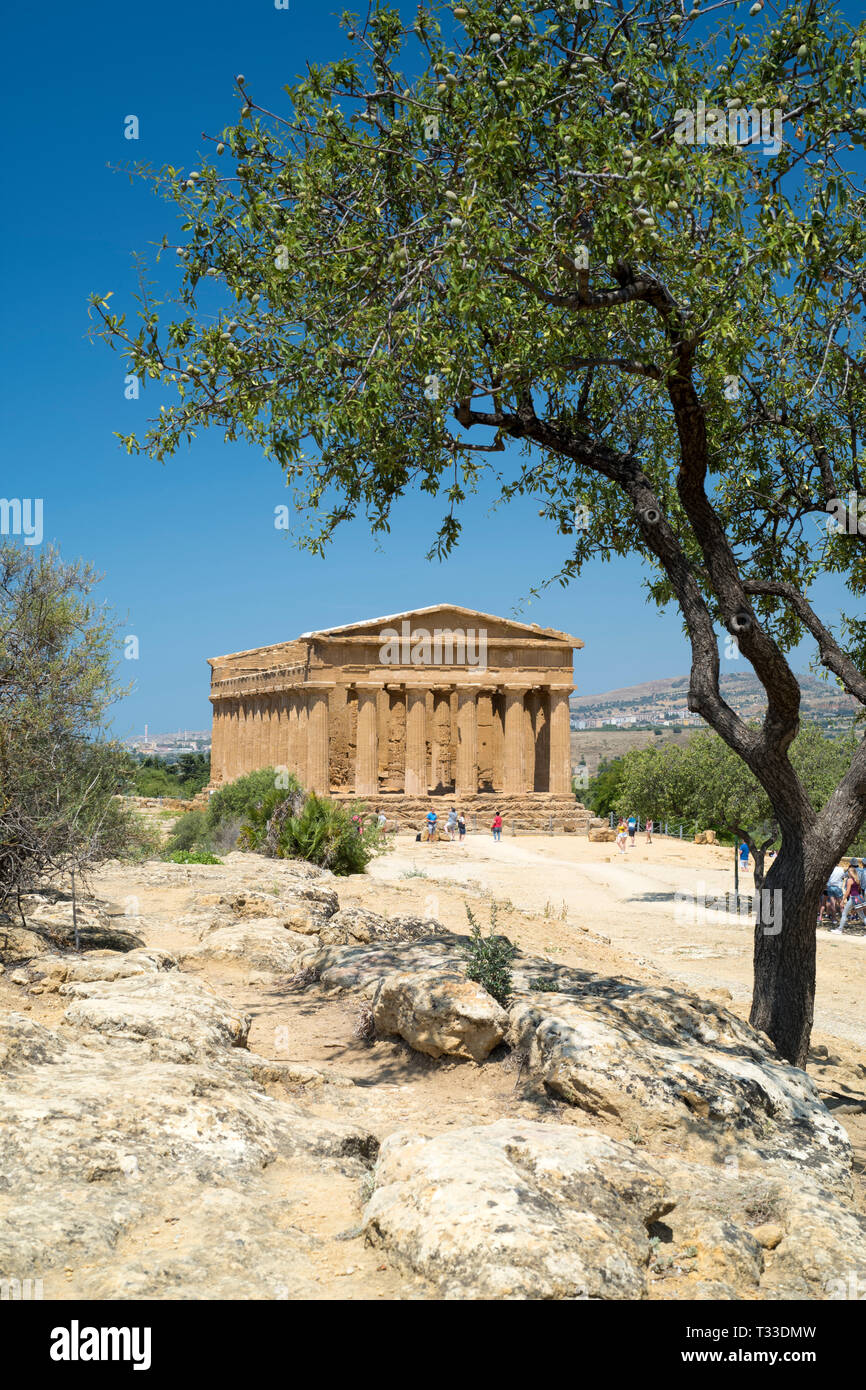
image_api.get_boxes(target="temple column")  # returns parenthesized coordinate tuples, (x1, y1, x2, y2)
(524, 690, 538, 793)
(503, 686, 528, 795)
(274, 692, 287, 771)
(548, 686, 573, 794)
(226, 695, 240, 783)
(237, 699, 249, 775)
(209, 702, 222, 783)
(262, 695, 273, 769)
(404, 686, 427, 796)
(455, 686, 480, 796)
(430, 687, 452, 790)
(305, 684, 333, 794)
(293, 691, 308, 787)
(254, 697, 266, 770)
(257, 695, 268, 769)
(267, 693, 280, 768)
(354, 684, 380, 796)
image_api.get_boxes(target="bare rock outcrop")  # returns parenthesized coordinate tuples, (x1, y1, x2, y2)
(364, 1120, 672, 1299)
(181, 920, 311, 975)
(0, 969, 378, 1298)
(60, 970, 252, 1056)
(362, 1118, 866, 1301)
(507, 984, 850, 1186)
(372, 970, 508, 1062)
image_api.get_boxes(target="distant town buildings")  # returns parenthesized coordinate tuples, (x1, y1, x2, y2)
(124, 730, 211, 757)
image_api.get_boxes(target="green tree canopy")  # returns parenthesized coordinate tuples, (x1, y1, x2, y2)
(0, 545, 150, 931)
(614, 721, 860, 885)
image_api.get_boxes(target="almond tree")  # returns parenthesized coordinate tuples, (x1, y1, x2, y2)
(91, 0, 866, 1063)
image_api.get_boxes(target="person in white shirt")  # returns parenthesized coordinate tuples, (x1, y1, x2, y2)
(822, 865, 847, 924)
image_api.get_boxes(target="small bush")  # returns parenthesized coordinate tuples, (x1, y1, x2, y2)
(460, 903, 517, 1007)
(208, 814, 245, 855)
(163, 808, 210, 856)
(206, 769, 283, 834)
(239, 788, 385, 875)
(165, 849, 222, 865)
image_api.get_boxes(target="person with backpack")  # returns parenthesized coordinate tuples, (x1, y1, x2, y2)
(627, 814, 637, 847)
(491, 811, 503, 842)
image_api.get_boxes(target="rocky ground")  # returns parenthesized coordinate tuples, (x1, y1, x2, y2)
(1, 831, 865, 1301)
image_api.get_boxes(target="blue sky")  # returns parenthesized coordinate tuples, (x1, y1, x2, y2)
(3, 0, 855, 736)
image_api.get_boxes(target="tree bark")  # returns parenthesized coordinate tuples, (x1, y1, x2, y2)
(749, 843, 821, 1068)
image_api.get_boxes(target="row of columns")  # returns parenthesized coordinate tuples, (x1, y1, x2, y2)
(211, 682, 572, 797)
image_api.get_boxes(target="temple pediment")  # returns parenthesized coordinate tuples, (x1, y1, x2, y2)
(301, 605, 582, 648)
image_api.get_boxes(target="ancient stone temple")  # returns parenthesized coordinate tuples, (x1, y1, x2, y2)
(208, 606, 587, 828)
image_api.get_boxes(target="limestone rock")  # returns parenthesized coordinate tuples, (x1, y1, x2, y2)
(508, 985, 851, 1186)
(752, 1222, 784, 1250)
(60, 971, 251, 1055)
(644, 1155, 866, 1300)
(0, 924, 55, 961)
(0, 1008, 377, 1294)
(364, 1119, 672, 1299)
(588, 828, 616, 842)
(320, 907, 388, 945)
(320, 908, 442, 947)
(23, 948, 177, 988)
(182, 921, 310, 974)
(302, 934, 465, 997)
(372, 970, 508, 1062)
(215, 888, 338, 934)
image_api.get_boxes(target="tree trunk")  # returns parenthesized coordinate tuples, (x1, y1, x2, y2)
(749, 843, 821, 1067)
(71, 868, 80, 953)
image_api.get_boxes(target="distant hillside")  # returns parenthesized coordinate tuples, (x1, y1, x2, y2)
(571, 671, 859, 727)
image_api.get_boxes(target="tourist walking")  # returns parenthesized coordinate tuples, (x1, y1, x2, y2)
(739, 841, 750, 871)
(616, 821, 628, 856)
(446, 806, 458, 841)
(645, 818, 653, 844)
(425, 807, 438, 842)
(491, 811, 503, 842)
(627, 814, 637, 847)
(457, 812, 466, 842)
(821, 864, 847, 923)
(836, 863, 865, 932)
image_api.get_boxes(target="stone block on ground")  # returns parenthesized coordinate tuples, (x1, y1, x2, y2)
(364, 1119, 672, 1299)
(372, 970, 508, 1062)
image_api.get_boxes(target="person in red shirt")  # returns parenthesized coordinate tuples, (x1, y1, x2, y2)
(491, 811, 503, 842)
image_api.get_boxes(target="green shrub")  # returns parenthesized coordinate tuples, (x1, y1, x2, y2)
(240, 791, 385, 875)
(206, 769, 284, 834)
(165, 849, 222, 865)
(163, 808, 210, 856)
(460, 903, 517, 1007)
